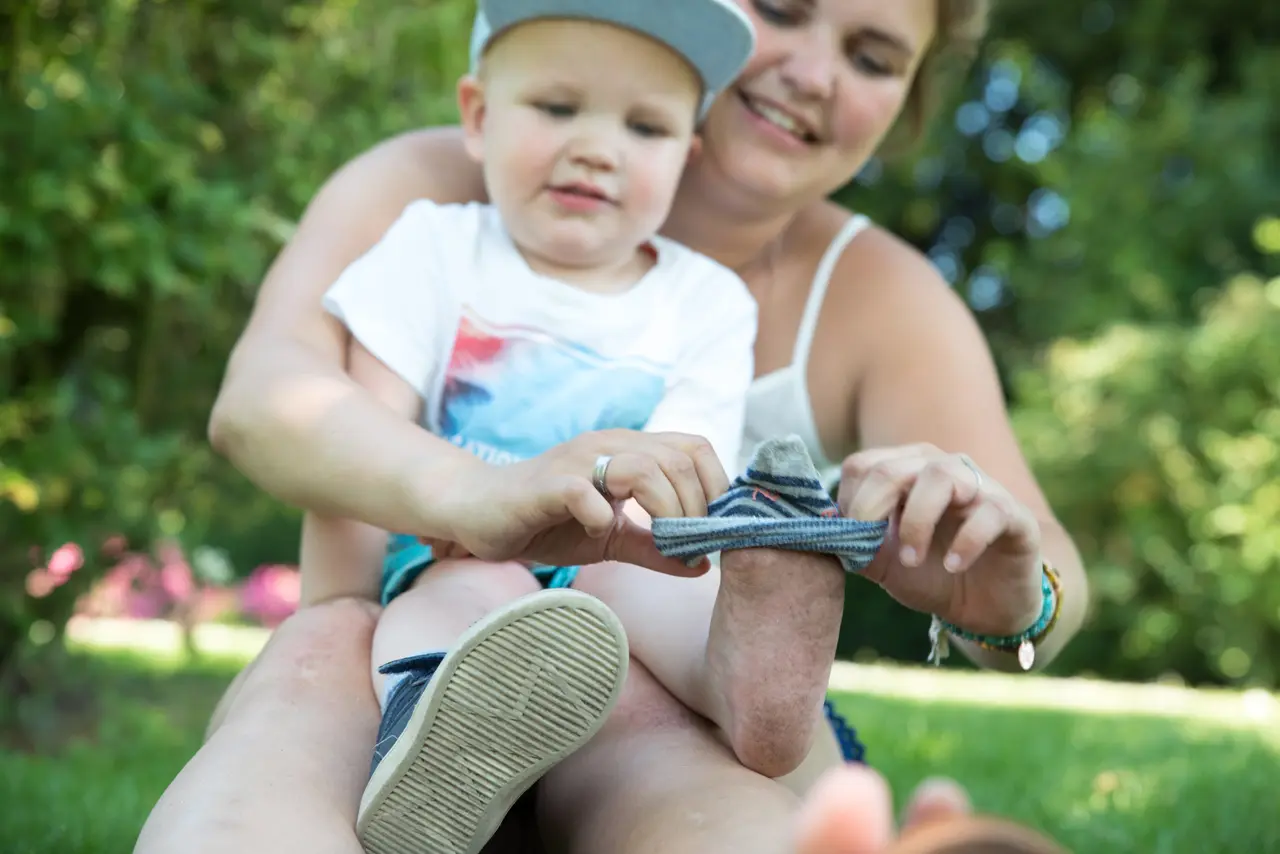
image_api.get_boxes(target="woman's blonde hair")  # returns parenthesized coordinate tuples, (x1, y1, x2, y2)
(897, 0, 991, 146)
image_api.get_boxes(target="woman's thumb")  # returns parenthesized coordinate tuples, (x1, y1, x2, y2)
(603, 518, 710, 577)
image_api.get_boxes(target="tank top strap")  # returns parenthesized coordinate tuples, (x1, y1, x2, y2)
(791, 214, 871, 369)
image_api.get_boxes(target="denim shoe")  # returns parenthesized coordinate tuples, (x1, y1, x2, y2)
(356, 589, 629, 854)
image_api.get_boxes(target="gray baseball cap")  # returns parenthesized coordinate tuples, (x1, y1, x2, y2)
(470, 0, 756, 118)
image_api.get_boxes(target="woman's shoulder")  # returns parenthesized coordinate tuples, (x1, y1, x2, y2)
(289, 126, 488, 259)
(787, 201, 991, 451)
(314, 126, 486, 219)
(797, 201, 973, 333)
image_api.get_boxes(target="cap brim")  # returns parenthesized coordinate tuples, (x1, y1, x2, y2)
(478, 0, 754, 97)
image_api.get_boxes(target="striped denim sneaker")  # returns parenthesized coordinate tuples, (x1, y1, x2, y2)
(357, 590, 629, 854)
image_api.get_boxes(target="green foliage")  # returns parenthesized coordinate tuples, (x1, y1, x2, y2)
(2, 1, 1278, 685)
(838, 3, 1280, 687)
(1013, 275, 1280, 685)
(0, 0, 473, 664)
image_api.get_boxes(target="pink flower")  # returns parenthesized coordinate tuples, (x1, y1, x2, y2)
(240, 564, 301, 627)
(161, 561, 195, 601)
(48, 543, 85, 581)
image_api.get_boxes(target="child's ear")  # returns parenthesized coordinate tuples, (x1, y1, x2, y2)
(457, 75, 487, 163)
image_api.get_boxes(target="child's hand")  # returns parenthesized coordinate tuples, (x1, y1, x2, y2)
(442, 429, 726, 575)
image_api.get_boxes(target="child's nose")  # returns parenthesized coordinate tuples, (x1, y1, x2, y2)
(567, 131, 620, 172)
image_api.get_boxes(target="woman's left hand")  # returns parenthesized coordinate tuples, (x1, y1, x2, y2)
(837, 443, 1043, 637)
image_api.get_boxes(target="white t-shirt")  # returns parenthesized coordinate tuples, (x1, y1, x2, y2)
(322, 200, 757, 472)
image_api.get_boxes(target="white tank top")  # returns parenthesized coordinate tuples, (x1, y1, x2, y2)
(738, 215, 871, 485)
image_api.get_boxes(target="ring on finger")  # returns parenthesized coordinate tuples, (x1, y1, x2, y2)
(592, 454, 615, 501)
(957, 453, 983, 492)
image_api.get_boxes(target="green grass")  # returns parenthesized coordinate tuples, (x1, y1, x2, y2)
(1, 630, 1277, 854)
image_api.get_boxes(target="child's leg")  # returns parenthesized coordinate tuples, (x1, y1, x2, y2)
(573, 546, 847, 779)
(357, 560, 630, 854)
(368, 558, 540, 697)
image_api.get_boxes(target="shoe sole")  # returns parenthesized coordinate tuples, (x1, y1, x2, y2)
(356, 589, 629, 854)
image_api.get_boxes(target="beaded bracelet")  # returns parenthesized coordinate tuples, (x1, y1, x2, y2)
(928, 561, 1062, 671)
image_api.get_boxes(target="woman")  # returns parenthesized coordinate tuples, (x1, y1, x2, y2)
(139, 1, 1086, 852)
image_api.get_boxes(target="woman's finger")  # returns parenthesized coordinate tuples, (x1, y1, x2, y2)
(685, 436, 732, 502)
(940, 498, 1010, 573)
(840, 443, 938, 477)
(602, 451, 685, 519)
(895, 460, 962, 565)
(556, 475, 618, 539)
(650, 444, 709, 517)
(840, 455, 922, 521)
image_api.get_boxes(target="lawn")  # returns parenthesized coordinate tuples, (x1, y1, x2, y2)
(1, 621, 1277, 854)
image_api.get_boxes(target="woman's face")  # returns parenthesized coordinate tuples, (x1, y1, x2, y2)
(699, 0, 937, 206)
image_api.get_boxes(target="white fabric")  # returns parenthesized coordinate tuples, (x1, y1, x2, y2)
(323, 200, 757, 473)
(739, 215, 871, 485)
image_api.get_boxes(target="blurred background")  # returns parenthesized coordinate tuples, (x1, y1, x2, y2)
(2, 1, 1279, 851)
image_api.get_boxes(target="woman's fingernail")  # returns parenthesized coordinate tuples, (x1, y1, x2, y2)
(944, 553, 962, 573)
(900, 547, 918, 566)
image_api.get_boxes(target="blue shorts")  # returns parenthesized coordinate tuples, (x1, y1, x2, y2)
(380, 534, 580, 605)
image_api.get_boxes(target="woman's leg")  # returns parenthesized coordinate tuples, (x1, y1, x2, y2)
(537, 658, 803, 854)
(538, 661, 1000, 854)
(135, 597, 380, 854)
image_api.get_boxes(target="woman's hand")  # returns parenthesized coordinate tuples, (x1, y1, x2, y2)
(837, 443, 1043, 637)
(430, 429, 729, 575)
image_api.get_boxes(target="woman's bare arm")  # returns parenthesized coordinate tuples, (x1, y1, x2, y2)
(208, 127, 487, 536)
(826, 228, 1087, 670)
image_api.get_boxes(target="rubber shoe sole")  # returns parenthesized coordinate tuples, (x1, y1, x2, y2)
(356, 589, 629, 854)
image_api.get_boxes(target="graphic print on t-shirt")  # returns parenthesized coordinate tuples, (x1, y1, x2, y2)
(438, 310, 668, 465)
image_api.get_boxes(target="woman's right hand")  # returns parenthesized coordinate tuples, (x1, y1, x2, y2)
(433, 429, 729, 575)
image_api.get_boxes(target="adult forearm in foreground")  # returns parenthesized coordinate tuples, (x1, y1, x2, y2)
(208, 338, 479, 538)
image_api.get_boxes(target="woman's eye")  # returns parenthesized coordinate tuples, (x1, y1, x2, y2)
(852, 53, 893, 77)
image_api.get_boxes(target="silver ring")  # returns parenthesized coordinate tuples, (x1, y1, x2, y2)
(958, 454, 983, 491)
(592, 455, 614, 500)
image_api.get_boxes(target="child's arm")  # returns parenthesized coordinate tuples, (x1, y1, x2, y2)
(298, 342, 426, 605)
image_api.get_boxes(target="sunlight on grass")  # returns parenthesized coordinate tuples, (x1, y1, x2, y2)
(66, 616, 1280, 733)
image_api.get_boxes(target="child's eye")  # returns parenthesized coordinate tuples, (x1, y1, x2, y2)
(535, 102, 576, 118)
(629, 121, 670, 139)
(753, 0, 802, 27)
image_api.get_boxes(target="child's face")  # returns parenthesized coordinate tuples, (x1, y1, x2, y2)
(461, 20, 702, 269)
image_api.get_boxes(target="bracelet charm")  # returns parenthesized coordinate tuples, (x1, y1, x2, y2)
(928, 561, 1062, 671)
